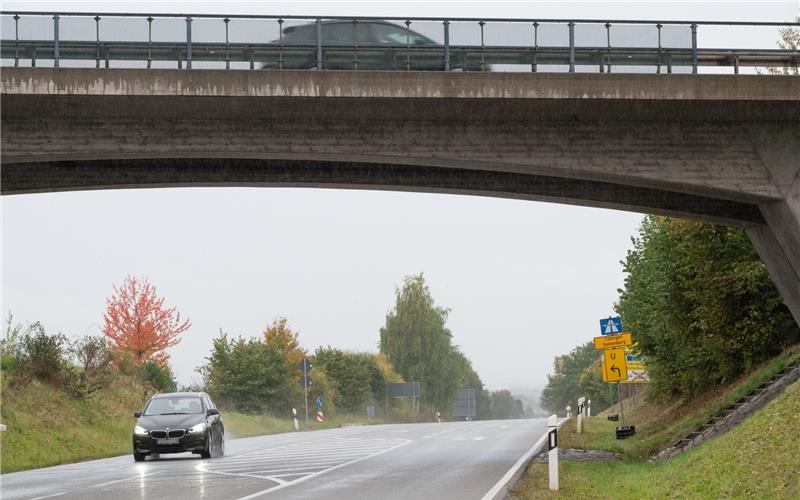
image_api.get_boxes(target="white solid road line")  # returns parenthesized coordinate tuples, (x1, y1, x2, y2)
(27, 493, 66, 500)
(233, 439, 411, 500)
(479, 423, 552, 500)
(89, 472, 157, 488)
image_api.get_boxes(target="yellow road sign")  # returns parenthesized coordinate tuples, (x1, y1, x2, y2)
(602, 348, 628, 382)
(626, 360, 646, 371)
(594, 333, 633, 350)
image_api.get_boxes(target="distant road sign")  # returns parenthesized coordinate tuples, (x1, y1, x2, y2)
(621, 370, 650, 384)
(388, 382, 421, 398)
(299, 358, 313, 375)
(316, 397, 323, 409)
(600, 316, 623, 335)
(602, 348, 628, 382)
(300, 377, 312, 388)
(594, 333, 633, 350)
(453, 388, 476, 418)
(626, 360, 647, 371)
(316, 410, 325, 422)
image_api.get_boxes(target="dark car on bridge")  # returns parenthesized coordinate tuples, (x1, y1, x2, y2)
(262, 20, 474, 70)
(132, 392, 224, 462)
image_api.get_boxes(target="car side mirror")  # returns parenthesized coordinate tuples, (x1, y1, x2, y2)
(134, 412, 141, 418)
(207, 409, 220, 416)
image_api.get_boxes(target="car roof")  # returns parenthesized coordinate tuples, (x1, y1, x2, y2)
(152, 392, 206, 398)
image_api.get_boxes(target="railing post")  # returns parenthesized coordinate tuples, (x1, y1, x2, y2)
(316, 18, 323, 70)
(691, 23, 698, 74)
(352, 19, 359, 70)
(94, 16, 101, 68)
(443, 19, 450, 71)
(568, 21, 575, 73)
(479, 21, 485, 72)
(13, 14, 19, 67)
(147, 16, 153, 69)
(404, 20, 412, 71)
(532, 21, 538, 72)
(604, 22, 611, 73)
(277, 18, 284, 70)
(186, 16, 192, 70)
(656, 23, 662, 74)
(53, 14, 60, 68)
(224, 18, 230, 70)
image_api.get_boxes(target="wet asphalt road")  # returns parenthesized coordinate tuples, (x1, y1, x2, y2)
(1, 418, 549, 500)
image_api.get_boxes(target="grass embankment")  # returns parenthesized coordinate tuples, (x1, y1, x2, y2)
(1, 374, 402, 473)
(511, 344, 800, 498)
(0, 375, 155, 473)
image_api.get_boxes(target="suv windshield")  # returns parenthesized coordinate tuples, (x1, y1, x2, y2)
(144, 397, 204, 416)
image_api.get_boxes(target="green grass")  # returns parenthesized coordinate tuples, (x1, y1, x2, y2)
(511, 377, 800, 499)
(0, 375, 155, 473)
(224, 410, 392, 439)
(0, 373, 401, 473)
(558, 343, 800, 460)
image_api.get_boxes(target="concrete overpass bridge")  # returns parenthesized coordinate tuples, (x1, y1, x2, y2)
(1, 68, 799, 323)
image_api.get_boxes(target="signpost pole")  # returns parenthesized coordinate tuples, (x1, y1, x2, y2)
(548, 414, 559, 491)
(304, 369, 309, 427)
(617, 382, 624, 426)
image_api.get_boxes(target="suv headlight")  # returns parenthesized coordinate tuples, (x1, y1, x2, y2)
(189, 423, 206, 433)
(134, 426, 148, 436)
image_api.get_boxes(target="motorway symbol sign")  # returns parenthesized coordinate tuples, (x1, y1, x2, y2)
(602, 348, 628, 382)
(594, 333, 633, 350)
(600, 316, 623, 335)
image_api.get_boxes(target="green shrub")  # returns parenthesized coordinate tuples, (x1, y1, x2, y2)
(137, 361, 177, 392)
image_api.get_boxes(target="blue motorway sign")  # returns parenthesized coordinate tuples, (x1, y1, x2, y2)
(600, 316, 623, 335)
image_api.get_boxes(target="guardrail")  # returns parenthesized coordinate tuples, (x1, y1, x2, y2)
(2, 12, 798, 73)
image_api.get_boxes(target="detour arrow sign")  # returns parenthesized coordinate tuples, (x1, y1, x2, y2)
(602, 348, 628, 382)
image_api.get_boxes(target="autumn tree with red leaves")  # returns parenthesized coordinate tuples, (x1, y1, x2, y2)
(103, 276, 191, 367)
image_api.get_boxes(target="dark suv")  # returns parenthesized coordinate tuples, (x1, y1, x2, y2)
(132, 392, 224, 462)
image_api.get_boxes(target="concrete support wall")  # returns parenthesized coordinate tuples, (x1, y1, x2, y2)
(748, 172, 800, 325)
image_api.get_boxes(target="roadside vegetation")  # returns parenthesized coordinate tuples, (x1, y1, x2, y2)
(530, 214, 800, 496)
(2, 273, 526, 473)
(512, 376, 800, 499)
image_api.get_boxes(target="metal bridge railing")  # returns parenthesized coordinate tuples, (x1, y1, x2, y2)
(1, 12, 798, 74)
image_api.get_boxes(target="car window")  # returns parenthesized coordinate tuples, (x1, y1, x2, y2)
(144, 396, 204, 416)
(370, 24, 435, 45)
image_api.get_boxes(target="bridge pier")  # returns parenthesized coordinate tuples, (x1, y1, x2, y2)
(748, 175, 800, 325)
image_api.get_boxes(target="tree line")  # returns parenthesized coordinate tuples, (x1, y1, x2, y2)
(3, 273, 527, 421)
(540, 216, 800, 414)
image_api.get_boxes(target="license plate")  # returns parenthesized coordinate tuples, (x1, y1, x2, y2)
(156, 438, 179, 445)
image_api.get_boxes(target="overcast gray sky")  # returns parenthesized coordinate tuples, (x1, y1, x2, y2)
(2, 1, 798, 392)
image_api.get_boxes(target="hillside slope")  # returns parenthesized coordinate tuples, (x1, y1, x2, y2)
(513, 377, 800, 498)
(511, 344, 800, 498)
(0, 376, 154, 472)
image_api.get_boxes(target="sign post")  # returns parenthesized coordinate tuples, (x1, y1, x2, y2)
(299, 357, 313, 428)
(548, 414, 559, 491)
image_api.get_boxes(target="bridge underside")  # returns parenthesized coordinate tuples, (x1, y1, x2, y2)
(1, 69, 798, 323)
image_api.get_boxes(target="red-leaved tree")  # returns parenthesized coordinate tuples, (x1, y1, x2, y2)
(103, 275, 191, 367)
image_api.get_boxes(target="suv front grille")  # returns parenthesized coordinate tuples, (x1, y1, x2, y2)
(149, 429, 186, 439)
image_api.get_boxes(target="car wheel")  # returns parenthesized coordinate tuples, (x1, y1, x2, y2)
(200, 431, 212, 459)
(133, 452, 145, 462)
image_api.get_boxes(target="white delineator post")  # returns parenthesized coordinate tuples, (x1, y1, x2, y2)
(292, 408, 299, 432)
(548, 414, 559, 491)
(577, 396, 585, 433)
(587, 399, 592, 418)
